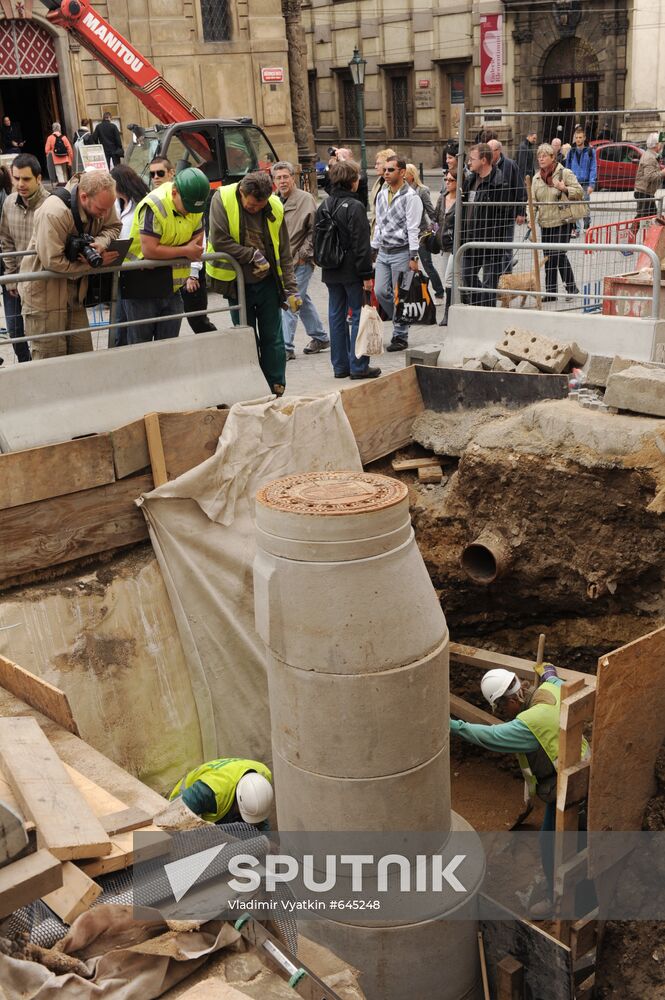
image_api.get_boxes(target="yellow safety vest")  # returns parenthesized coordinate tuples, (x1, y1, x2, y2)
(169, 757, 273, 824)
(206, 183, 283, 284)
(517, 681, 590, 804)
(128, 182, 203, 291)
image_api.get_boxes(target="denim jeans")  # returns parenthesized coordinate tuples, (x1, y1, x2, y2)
(124, 292, 183, 343)
(374, 248, 411, 341)
(419, 245, 444, 297)
(281, 263, 327, 349)
(2, 286, 30, 362)
(326, 281, 369, 377)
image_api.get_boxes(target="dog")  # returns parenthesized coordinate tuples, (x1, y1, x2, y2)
(497, 258, 550, 308)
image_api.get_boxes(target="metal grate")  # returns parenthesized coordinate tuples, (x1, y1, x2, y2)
(391, 76, 409, 139)
(201, 0, 232, 42)
(342, 79, 358, 138)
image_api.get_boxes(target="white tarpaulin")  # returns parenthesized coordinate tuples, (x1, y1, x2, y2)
(138, 394, 362, 771)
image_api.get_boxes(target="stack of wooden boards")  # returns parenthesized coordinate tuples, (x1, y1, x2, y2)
(0, 716, 165, 924)
(392, 454, 445, 484)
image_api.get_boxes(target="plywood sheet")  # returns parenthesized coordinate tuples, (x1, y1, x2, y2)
(342, 367, 424, 464)
(588, 625, 665, 835)
(481, 900, 573, 1000)
(0, 717, 112, 860)
(0, 473, 153, 586)
(0, 848, 62, 919)
(0, 654, 78, 735)
(0, 435, 115, 511)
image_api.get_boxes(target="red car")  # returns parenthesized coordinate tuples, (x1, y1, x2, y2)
(593, 142, 645, 191)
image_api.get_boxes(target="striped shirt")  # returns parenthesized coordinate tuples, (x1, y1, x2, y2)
(371, 182, 422, 253)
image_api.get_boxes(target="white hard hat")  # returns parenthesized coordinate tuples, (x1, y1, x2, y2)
(480, 668, 521, 709)
(236, 772, 273, 824)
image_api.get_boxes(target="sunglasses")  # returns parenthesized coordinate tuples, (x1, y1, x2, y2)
(384, 167, 398, 173)
(150, 169, 166, 178)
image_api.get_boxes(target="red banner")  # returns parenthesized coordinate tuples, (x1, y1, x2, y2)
(480, 13, 503, 96)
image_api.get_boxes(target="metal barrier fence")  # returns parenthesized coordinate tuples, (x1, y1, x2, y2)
(444, 108, 665, 314)
(0, 252, 247, 364)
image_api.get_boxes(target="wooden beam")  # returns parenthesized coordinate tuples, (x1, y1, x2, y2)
(0, 717, 112, 861)
(576, 972, 595, 1000)
(101, 806, 153, 836)
(0, 472, 153, 587)
(0, 848, 62, 919)
(449, 642, 595, 689)
(556, 761, 590, 812)
(110, 419, 150, 479)
(341, 366, 425, 465)
(418, 465, 443, 484)
(478, 931, 491, 1000)
(553, 849, 589, 898)
(0, 655, 78, 735)
(42, 861, 102, 923)
(570, 912, 598, 961)
(0, 435, 116, 511)
(144, 413, 168, 488)
(560, 687, 595, 731)
(392, 457, 438, 471)
(497, 955, 524, 1000)
(157, 408, 229, 480)
(450, 693, 499, 726)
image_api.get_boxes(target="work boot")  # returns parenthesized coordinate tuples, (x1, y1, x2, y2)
(303, 338, 330, 354)
(286, 348, 296, 361)
(350, 367, 381, 380)
(439, 288, 452, 327)
(272, 383, 286, 397)
(386, 337, 408, 352)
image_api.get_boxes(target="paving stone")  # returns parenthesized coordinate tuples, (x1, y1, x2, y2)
(569, 341, 589, 367)
(515, 360, 540, 374)
(604, 365, 665, 417)
(493, 357, 516, 372)
(462, 359, 484, 370)
(406, 344, 441, 367)
(607, 356, 665, 379)
(583, 354, 614, 388)
(496, 327, 572, 373)
(479, 350, 501, 370)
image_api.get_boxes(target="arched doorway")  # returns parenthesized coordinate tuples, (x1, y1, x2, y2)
(540, 37, 600, 143)
(0, 19, 64, 169)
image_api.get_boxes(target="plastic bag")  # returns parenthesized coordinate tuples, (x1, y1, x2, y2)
(355, 302, 384, 357)
(394, 270, 436, 325)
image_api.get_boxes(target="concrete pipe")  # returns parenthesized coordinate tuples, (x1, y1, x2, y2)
(460, 528, 512, 585)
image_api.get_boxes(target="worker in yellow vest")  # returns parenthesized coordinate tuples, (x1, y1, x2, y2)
(207, 171, 301, 397)
(124, 166, 209, 343)
(169, 757, 273, 828)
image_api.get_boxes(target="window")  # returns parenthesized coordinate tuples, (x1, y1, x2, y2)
(391, 76, 409, 139)
(342, 78, 358, 137)
(309, 71, 319, 133)
(201, 0, 232, 42)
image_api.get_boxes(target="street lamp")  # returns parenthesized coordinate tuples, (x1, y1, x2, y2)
(348, 46, 367, 173)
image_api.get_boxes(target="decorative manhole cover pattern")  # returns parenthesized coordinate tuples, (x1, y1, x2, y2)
(256, 471, 408, 515)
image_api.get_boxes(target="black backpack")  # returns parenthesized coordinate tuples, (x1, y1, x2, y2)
(53, 133, 67, 156)
(315, 198, 346, 268)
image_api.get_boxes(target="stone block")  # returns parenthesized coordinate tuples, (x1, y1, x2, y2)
(516, 360, 539, 374)
(462, 359, 484, 370)
(569, 341, 589, 367)
(584, 354, 614, 388)
(608, 356, 665, 379)
(604, 365, 665, 417)
(496, 327, 572, 374)
(493, 357, 516, 373)
(406, 344, 441, 367)
(479, 350, 500, 370)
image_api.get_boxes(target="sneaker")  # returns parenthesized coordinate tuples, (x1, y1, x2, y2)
(286, 348, 296, 361)
(350, 367, 382, 380)
(565, 285, 580, 301)
(272, 383, 286, 397)
(386, 338, 408, 352)
(303, 338, 330, 354)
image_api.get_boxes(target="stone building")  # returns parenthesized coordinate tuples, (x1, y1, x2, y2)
(0, 0, 297, 169)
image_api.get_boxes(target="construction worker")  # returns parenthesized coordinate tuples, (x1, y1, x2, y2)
(207, 171, 300, 397)
(450, 664, 590, 915)
(169, 757, 273, 828)
(123, 165, 209, 343)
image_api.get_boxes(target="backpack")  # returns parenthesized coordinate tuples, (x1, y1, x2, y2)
(315, 198, 346, 268)
(53, 133, 67, 156)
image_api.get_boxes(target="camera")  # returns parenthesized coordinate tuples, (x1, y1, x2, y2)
(327, 146, 338, 157)
(65, 232, 103, 268)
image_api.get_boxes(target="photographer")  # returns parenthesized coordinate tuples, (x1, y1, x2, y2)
(323, 146, 368, 208)
(19, 171, 120, 361)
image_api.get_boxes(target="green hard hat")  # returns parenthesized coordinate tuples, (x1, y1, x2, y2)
(174, 167, 210, 212)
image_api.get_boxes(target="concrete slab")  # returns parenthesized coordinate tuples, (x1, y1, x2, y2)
(0, 329, 267, 452)
(604, 365, 665, 418)
(496, 327, 572, 373)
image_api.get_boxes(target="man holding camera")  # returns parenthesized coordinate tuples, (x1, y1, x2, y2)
(19, 171, 120, 361)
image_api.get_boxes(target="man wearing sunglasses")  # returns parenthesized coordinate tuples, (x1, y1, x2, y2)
(149, 158, 215, 334)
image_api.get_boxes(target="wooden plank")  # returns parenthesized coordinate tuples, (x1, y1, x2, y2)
(560, 687, 595, 731)
(481, 900, 573, 1000)
(558, 721, 586, 777)
(449, 642, 595, 689)
(110, 419, 150, 479)
(478, 931, 491, 1000)
(0, 655, 78, 735)
(0, 472, 153, 586)
(450, 693, 499, 727)
(570, 912, 598, 960)
(553, 849, 589, 898)
(497, 955, 524, 1000)
(175, 981, 255, 1000)
(42, 861, 102, 923)
(418, 464, 443, 484)
(342, 366, 425, 465)
(144, 413, 168, 488)
(576, 972, 595, 1000)
(392, 457, 438, 471)
(0, 435, 116, 511)
(158, 408, 230, 480)
(0, 717, 112, 861)
(0, 848, 62, 919)
(557, 761, 590, 812)
(101, 806, 152, 836)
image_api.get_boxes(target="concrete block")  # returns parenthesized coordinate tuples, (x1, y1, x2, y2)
(493, 357, 516, 373)
(516, 360, 539, 374)
(570, 341, 589, 367)
(604, 365, 665, 417)
(406, 344, 441, 367)
(462, 359, 484, 370)
(479, 350, 500, 370)
(584, 354, 614, 388)
(496, 327, 572, 373)
(608, 355, 665, 379)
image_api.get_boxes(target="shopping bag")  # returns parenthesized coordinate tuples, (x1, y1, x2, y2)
(394, 270, 436, 325)
(355, 297, 384, 357)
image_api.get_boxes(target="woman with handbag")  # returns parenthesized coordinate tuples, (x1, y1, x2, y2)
(531, 143, 586, 302)
(405, 163, 445, 303)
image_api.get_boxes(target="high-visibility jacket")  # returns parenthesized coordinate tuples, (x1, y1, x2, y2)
(206, 182, 283, 284)
(169, 757, 272, 824)
(128, 182, 203, 291)
(516, 681, 590, 804)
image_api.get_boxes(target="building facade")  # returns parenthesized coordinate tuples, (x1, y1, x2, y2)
(0, 0, 297, 169)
